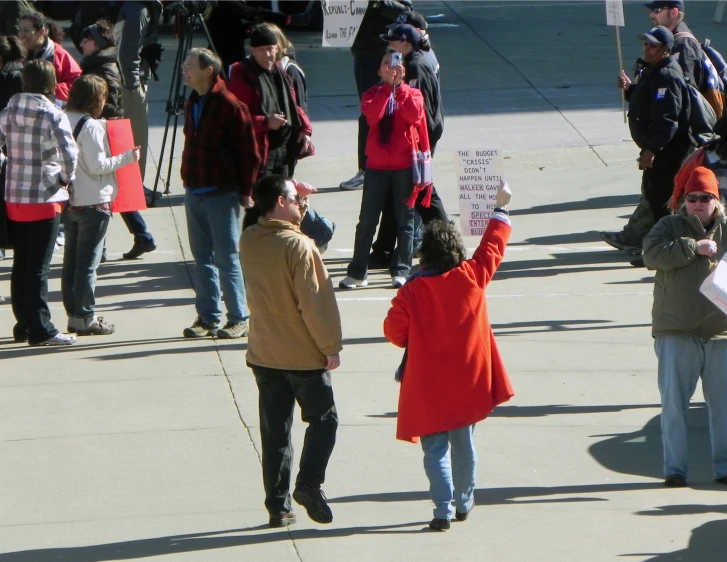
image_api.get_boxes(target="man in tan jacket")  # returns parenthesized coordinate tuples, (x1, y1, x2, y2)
(240, 174, 342, 529)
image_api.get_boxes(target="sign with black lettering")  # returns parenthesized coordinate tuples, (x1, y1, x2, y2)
(455, 149, 503, 236)
(321, 0, 368, 47)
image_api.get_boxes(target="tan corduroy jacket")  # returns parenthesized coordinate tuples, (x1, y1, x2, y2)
(240, 217, 343, 370)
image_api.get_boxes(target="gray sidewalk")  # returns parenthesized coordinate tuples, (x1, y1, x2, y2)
(1, 2, 726, 560)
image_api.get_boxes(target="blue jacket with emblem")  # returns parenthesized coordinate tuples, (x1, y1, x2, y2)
(625, 56, 691, 153)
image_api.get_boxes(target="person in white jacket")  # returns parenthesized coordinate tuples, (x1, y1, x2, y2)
(62, 74, 139, 336)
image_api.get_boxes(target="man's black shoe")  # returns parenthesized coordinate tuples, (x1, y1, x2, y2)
(123, 240, 157, 260)
(269, 511, 297, 528)
(664, 474, 688, 487)
(630, 256, 645, 268)
(292, 486, 333, 524)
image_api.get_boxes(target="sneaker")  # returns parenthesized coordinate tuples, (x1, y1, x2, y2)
(123, 239, 157, 260)
(455, 504, 473, 521)
(339, 276, 368, 289)
(339, 169, 365, 191)
(392, 276, 406, 288)
(217, 319, 249, 339)
(268, 510, 297, 528)
(76, 317, 115, 336)
(30, 333, 76, 346)
(600, 231, 642, 255)
(56, 234, 65, 246)
(293, 486, 333, 524)
(429, 518, 450, 531)
(664, 474, 688, 487)
(100, 249, 108, 263)
(183, 317, 218, 338)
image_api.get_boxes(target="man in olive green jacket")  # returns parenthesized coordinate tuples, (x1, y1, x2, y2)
(240, 174, 342, 529)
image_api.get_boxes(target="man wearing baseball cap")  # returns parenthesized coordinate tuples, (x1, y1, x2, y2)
(645, 0, 722, 115)
(602, 25, 692, 264)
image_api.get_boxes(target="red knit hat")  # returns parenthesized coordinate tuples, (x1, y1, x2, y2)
(684, 166, 719, 199)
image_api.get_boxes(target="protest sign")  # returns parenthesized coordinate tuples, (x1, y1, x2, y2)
(606, 0, 627, 122)
(107, 119, 146, 213)
(455, 149, 503, 236)
(321, 0, 367, 47)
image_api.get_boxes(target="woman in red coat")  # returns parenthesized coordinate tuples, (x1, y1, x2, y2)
(383, 181, 515, 531)
(19, 11, 81, 102)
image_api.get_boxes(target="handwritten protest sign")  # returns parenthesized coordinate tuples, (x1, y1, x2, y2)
(456, 149, 503, 236)
(321, 0, 367, 47)
(605, 0, 625, 26)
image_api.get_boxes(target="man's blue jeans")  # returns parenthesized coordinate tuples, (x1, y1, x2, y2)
(420, 424, 477, 520)
(61, 207, 110, 326)
(655, 334, 727, 480)
(185, 190, 248, 325)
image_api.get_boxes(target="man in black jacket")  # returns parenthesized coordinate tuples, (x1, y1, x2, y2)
(339, 0, 412, 191)
(646, 0, 722, 115)
(602, 26, 693, 259)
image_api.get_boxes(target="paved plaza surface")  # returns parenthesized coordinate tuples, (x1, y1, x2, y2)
(1, 1, 727, 560)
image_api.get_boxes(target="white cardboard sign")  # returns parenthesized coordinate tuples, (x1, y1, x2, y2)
(321, 0, 368, 47)
(606, 0, 625, 26)
(456, 149, 503, 236)
(700, 258, 727, 316)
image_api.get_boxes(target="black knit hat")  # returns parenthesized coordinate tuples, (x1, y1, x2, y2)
(250, 26, 277, 48)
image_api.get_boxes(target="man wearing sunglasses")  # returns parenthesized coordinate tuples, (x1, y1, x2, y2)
(602, 25, 692, 266)
(646, 0, 723, 111)
(241, 174, 342, 529)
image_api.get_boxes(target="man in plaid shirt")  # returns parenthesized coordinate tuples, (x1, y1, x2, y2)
(180, 48, 261, 340)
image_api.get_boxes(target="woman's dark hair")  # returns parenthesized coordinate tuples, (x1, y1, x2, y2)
(417, 34, 431, 52)
(244, 174, 290, 230)
(22, 59, 56, 95)
(0, 35, 26, 64)
(419, 220, 467, 273)
(20, 11, 65, 43)
(67, 74, 108, 117)
(82, 19, 116, 48)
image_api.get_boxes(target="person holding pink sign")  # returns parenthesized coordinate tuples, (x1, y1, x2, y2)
(643, 166, 727, 488)
(62, 75, 140, 336)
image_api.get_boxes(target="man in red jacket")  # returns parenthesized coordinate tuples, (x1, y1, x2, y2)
(180, 47, 260, 340)
(384, 181, 515, 531)
(227, 25, 313, 177)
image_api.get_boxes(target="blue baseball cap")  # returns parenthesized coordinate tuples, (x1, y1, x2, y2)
(644, 1, 684, 11)
(380, 23, 422, 45)
(638, 25, 674, 51)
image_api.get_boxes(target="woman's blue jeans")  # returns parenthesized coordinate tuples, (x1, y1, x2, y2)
(420, 424, 477, 520)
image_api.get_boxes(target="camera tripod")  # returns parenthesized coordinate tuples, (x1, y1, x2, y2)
(151, 1, 221, 201)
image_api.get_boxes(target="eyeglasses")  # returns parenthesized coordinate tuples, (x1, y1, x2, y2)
(286, 194, 307, 205)
(650, 7, 665, 13)
(685, 194, 716, 203)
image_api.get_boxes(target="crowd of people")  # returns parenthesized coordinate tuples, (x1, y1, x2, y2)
(1, 0, 727, 534)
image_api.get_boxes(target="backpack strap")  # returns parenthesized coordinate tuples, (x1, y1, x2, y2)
(674, 31, 699, 43)
(72, 115, 91, 141)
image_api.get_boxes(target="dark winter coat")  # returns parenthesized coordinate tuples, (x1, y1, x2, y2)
(81, 47, 124, 119)
(625, 56, 691, 154)
(0, 61, 23, 113)
(351, 0, 412, 58)
(405, 49, 443, 147)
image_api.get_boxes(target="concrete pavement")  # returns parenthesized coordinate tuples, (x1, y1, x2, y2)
(1, 1, 727, 560)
